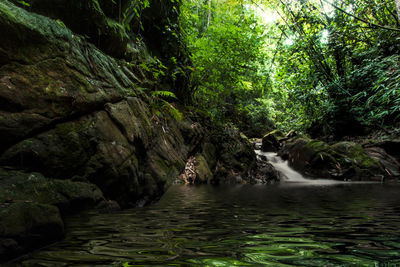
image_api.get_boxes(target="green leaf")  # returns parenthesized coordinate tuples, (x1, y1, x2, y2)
(151, 91, 177, 99)
(17, 0, 30, 6)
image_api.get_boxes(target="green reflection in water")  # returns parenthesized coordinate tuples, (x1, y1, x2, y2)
(12, 184, 400, 267)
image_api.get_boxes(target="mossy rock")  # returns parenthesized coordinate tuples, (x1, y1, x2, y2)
(332, 142, 380, 169)
(210, 127, 256, 183)
(0, 169, 104, 212)
(0, 168, 109, 262)
(261, 130, 285, 152)
(9, 0, 129, 58)
(195, 153, 213, 183)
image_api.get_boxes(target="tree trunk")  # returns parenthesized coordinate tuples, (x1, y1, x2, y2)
(207, 0, 211, 28)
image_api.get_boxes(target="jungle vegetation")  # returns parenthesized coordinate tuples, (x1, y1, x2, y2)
(179, 0, 400, 138)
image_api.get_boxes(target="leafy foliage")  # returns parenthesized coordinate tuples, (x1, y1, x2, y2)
(180, 0, 274, 136)
(264, 0, 400, 136)
(180, 0, 400, 137)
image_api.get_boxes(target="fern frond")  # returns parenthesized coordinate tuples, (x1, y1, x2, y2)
(162, 100, 183, 121)
(151, 90, 178, 99)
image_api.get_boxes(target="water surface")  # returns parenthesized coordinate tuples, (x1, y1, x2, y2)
(14, 184, 400, 266)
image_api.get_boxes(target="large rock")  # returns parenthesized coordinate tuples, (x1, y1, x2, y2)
(0, 1, 200, 206)
(364, 146, 400, 178)
(194, 153, 213, 183)
(261, 130, 285, 152)
(0, 1, 198, 261)
(0, 169, 104, 212)
(0, 168, 106, 262)
(211, 128, 256, 184)
(0, 202, 64, 262)
(279, 138, 388, 181)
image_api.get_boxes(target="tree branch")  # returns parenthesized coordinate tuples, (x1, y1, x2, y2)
(321, 0, 400, 32)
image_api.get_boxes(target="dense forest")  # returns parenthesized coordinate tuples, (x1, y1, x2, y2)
(1, 0, 400, 265)
(179, 0, 400, 138)
(181, 0, 400, 138)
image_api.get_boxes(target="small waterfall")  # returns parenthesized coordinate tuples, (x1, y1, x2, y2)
(255, 148, 345, 185)
(257, 151, 309, 182)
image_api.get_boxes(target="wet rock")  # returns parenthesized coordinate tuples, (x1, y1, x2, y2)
(0, 202, 64, 262)
(250, 157, 280, 184)
(0, 169, 105, 262)
(261, 130, 285, 152)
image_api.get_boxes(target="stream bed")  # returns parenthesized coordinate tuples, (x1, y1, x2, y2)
(12, 183, 400, 266)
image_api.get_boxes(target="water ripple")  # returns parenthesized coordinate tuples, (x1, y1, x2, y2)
(12, 184, 400, 266)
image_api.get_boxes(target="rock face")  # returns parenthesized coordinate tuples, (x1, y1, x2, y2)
(0, 0, 257, 262)
(279, 137, 392, 181)
(0, 0, 199, 207)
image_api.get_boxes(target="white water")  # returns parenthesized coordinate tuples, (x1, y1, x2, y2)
(255, 149, 346, 185)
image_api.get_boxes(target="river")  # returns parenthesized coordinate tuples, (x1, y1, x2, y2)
(12, 182, 400, 266)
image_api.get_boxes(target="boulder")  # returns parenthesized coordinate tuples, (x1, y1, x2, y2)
(364, 147, 400, 178)
(251, 159, 280, 184)
(210, 127, 256, 184)
(0, 169, 104, 213)
(261, 130, 285, 152)
(0, 202, 64, 262)
(194, 153, 213, 183)
(201, 142, 217, 170)
(0, 167, 108, 262)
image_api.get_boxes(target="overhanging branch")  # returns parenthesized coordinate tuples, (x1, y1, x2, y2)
(321, 0, 400, 32)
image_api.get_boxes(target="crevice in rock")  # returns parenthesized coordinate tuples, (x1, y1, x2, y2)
(0, 96, 125, 155)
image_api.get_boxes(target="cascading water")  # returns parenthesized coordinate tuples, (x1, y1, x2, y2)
(256, 150, 309, 182)
(255, 145, 346, 185)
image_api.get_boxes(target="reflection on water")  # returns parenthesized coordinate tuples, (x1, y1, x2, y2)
(14, 184, 400, 266)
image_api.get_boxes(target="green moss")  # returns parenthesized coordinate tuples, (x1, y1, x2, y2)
(54, 120, 91, 137)
(332, 142, 380, 169)
(306, 140, 331, 154)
